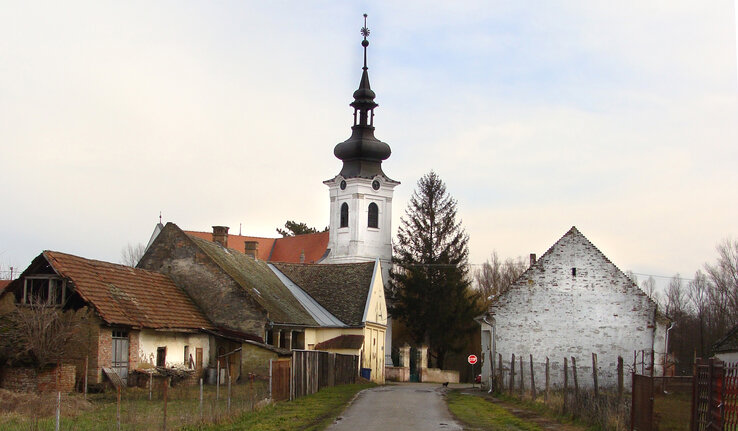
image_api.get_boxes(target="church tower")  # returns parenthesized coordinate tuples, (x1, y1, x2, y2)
(323, 15, 399, 269)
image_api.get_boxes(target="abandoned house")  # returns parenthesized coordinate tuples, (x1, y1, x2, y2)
(0, 251, 216, 390)
(477, 226, 668, 390)
(138, 222, 388, 382)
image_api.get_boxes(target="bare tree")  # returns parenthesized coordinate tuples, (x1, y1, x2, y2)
(121, 242, 146, 267)
(704, 238, 738, 324)
(640, 276, 660, 304)
(0, 299, 91, 368)
(664, 274, 687, 317)
(475, 251, 526, 303)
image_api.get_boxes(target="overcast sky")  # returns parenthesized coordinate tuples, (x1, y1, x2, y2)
(1, 1, 737, 287)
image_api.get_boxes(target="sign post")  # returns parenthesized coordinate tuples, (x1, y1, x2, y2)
(468, 354, 478, 388)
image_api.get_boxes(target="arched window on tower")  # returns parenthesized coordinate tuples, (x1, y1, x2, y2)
(368, 202, 379, 228)
(340, 202, 349, 228)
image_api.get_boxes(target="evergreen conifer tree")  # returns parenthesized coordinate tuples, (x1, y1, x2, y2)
(388, 171, 483, 369)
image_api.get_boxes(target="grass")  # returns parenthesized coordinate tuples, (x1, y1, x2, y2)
(186, 383, 375, 431)
(0, 382, 373, 430)
(446, 390, 543, 431)
(653, 390, 691, 431)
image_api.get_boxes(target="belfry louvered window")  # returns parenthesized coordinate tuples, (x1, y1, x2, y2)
(340, 203, 349, 228)
(368, 202, 379, 228)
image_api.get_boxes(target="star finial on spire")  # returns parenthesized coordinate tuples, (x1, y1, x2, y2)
(361, 14, 370, 70)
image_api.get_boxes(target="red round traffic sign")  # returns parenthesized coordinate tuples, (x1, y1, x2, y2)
(467, 354, 478, 365)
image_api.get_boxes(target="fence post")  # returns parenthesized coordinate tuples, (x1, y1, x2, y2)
(149, 373, 153, 401)
(55, 391, 61, 431)
(592, 353, 599, 398)
(55, 361, 61, 431)
(216, 361, 220, 401)
(163, 377, 169, 431)
(84, 355, 89, 401)
(571, 356, 579, 408)
(200, 378, 203, 422)
(498, 353, 503, 391)
(617, 356, 624, 400)
(563, 357, 568, 413)
(510, 354, 515, 395)
(117, 386, 121, 431)
(545, 357, 549, 403)
(519, 355, 524, 397)
(227, 375, 231, 414)
(269, 359, 273, 400)
(530, 354, 536, 400)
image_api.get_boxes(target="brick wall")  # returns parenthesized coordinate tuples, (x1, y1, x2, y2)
(1, 364, 76, 393)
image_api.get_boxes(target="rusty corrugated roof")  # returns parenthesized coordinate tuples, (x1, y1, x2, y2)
(44, 251, 213, 330)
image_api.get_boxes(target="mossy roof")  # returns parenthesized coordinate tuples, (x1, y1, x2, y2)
(186, 235, 316, 326)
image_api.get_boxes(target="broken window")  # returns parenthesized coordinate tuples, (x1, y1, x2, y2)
(22, 276, 65, 306)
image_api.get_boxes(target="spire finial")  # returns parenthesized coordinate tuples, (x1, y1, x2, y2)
(159, 211, 162, 224)
(361, 14, 370, 70)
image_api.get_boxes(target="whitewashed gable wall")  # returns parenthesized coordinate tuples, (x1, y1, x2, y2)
(490, 228, 662, 389)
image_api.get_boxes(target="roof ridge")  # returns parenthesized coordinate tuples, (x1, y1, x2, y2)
(43, 250, 169, 278)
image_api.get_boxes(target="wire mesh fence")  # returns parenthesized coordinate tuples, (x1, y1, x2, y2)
(0, 378, 270, 430)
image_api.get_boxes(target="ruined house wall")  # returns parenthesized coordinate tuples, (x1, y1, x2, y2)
(491, 231, 661, 390)
(138, 225, 269, 339)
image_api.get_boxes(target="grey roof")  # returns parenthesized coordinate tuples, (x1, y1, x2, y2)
(714, 325, 738, 353)
(268, 264, 346, 327)
(271, 261, 376, 326)
(187, 235, 317, 326)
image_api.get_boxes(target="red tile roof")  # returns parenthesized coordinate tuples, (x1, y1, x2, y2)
(44, 251, 213, 330)
(184, 230, 329, 264)
(270, 232, 329, 263)
(185, 231, 276, 261)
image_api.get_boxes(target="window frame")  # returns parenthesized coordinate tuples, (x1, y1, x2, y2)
(22, 275, 66, 306)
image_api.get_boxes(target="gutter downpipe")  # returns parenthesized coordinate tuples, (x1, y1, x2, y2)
(482, 315, 495, 393)
(664, 321, 676, 391)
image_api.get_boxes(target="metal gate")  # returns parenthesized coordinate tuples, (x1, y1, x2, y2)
(111, 330, 129, 383)
(691, 358, 738, 431)
(632, 373, 654, 431)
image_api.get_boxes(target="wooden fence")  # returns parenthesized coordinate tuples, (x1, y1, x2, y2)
(290, 350, 358, 400)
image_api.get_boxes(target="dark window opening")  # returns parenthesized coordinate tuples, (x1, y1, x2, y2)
(292, 331, 305, 350)
(156, 347, 166, 367)
(572, 267, 577, 277)
(340, 203, 349, 228)
(23, 277, 65, 306)
(368, 203, 379, 228)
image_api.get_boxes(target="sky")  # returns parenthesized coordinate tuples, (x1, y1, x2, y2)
(1, 1, 737, 290)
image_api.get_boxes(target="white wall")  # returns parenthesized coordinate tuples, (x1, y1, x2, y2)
(138, 330, 210, 368)
(489, 229, 662, 390)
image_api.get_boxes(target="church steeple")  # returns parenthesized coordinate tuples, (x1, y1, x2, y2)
(334, 14, 392, 179)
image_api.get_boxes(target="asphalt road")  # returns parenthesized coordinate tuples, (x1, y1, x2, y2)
(325, 383, 463, 431)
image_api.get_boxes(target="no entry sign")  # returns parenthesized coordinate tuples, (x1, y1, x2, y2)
(467, 354, 478, 365)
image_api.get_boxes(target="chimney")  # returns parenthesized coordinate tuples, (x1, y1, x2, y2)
(529, 253, 537, 266)
(299, 250, 305, 263)
(244, 240, 259, 259)
(212, 226, 229, 248)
